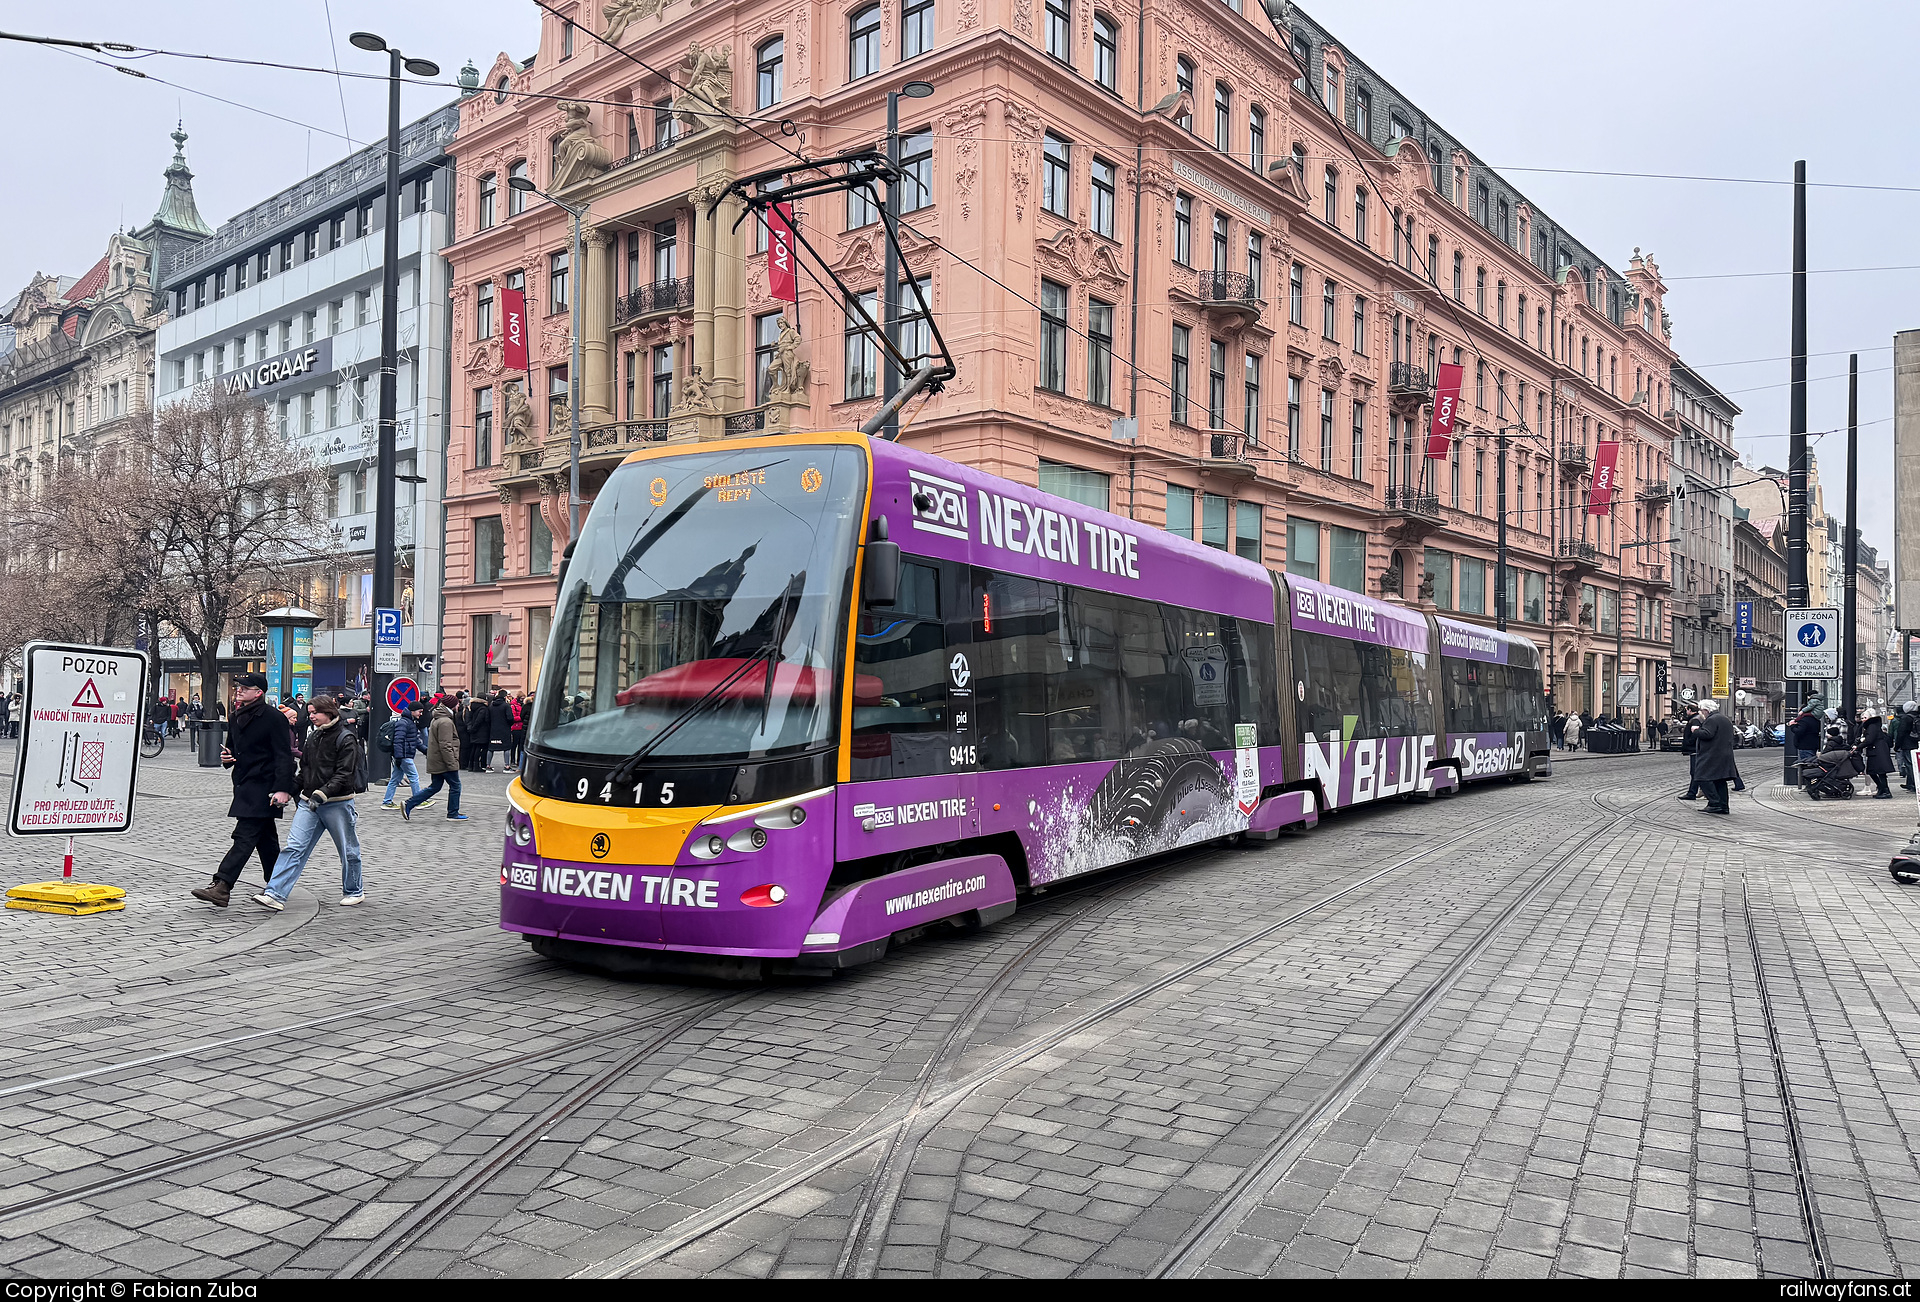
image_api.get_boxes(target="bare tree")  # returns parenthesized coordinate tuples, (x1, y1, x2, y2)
(134, 389, 338, 704)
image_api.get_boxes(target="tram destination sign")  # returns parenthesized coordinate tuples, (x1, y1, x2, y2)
(8, 642, 150, 837)
(1785, 607, 1839, 680)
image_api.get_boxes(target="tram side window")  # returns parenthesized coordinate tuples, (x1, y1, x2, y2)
(851, 561, 950, 778)
(1443, 658, 1544, 733)
(971, 572, 1064, 770)
(1291, 628, 1430, 741)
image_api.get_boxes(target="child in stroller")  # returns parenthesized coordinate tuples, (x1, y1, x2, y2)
(1800, 743, 1860, 800)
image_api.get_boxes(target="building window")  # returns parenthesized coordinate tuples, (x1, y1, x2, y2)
(474, 517, 505, 584)
(1452, 252, 1463, 300)
(1324, 166, 1338, 224)
(1243, 354, 1261, 443)
(849, 180, 878, 229)
(753, 312, 784, 403)
(1046, 0, 1070, 60)
(1351, 400, 1366, 481)
(1353, 185, 1367, 246)
(328, 216, 344, 250)
(850, 4, 881, 79)
(902, 0, 934, 57)
(1166, 484, 1194, 539)
(1211, 213, 1229, 276)
(529, 505, 554, 576)
(1200, 493, 1228, 549)
(1175, 56, 1194, 130)
(1214, 84, 1231, 152)
(1475, 267, 1486, 316)
(899, 274, 932, 368)
(549, 250, 570, 310)
(1235, 502, 1261, 562)
(652, 343, 675, 415)
(1427, 234, 1439, 285)
(654, 99, 676, 147)
(1040, 460, 1112, 511)
(624, 349, 637, 417)
(478, 173, 497, 229)
(1038, 280, 1068, 393)
(1207, 339, 1227, 428)
(1090, 158, 1116, 237)
(1289, 261, 1304, 325)
(1287, 376, 1300, 457)
(1286, 517, 1319, 580)
(1352, 295, 1366, 354)
(1319, 388, 1334, 470)
(1248, 105, 1265, 172)
(1496, 281, 1506, 330)
(504, 161, 528, 215)
(1246, 232, 1263, 297)
(846, 290, 880, 398)
(1043, 133, 1071, 217)
(474, 387, 494, 468)
(757, 37, 784, 107)
(1088, 299, 1114, 407)
(898, 129, 934, 211)
(1173, 193, 1192, 265)
(1170, 324, 1191, 425)
(1355, 86, 1372, 140)
(1474, 448, 1485, 514)
(1322, 278, 1337, 339)
(1497, 199, 1511, 244)
(1094, 13, 1118, 89)
(1476, 182, 1490, 228)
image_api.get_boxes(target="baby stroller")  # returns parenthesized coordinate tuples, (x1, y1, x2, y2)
(1799, 748, 1859, 800)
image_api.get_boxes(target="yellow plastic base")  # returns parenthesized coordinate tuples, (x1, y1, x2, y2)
(5, 898, 126, 915)
(6, 881, 128, 905)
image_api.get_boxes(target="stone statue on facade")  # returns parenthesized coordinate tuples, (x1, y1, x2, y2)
(551, 101, 611, 190)
(763, 314, 810, 401)
(1416, 568, 1436, 602)
(549, 396, 573, 441)
(602, 0, 668, 44)
(503, 381, 535, 447)
(673, 42, 732, 133)
(672, 364, 716, 415)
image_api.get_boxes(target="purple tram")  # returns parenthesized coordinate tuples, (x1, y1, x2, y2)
(501, 432, 1549, 976)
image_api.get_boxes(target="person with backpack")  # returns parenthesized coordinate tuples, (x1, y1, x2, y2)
(403, 699, 468, 822)
(255, 695, 367, 909)
(378, 704, 430, 811)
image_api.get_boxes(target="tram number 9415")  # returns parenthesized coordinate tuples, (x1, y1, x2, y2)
(577, 777, 677, 805)
(949, 745, 976, 767)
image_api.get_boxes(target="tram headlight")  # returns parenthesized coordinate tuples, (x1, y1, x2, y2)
(508, 813, 533, 848)
(726, 827, 769, 853)
(752, 804, 806, 830)
(690, 834, 726, 860)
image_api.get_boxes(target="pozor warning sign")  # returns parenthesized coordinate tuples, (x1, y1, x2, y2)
(8, 642, 149, 837)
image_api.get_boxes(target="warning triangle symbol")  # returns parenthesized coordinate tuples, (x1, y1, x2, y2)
(71, 679, 104, 709)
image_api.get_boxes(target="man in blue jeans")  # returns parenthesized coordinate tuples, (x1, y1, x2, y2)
(257, 695, 368, 909)
(379, 704, 430, 811)
(403, 699, 469, 822)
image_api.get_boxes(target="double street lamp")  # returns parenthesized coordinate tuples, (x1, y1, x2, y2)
(349, 31, 438, 775)
(507, 176, 586, 538)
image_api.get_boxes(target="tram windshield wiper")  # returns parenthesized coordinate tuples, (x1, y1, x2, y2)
(608, 642, 782, 785)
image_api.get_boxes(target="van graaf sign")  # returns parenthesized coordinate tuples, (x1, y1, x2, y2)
(216, 338, 334, 399)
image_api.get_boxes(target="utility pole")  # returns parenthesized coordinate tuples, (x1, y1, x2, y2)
(1784, 160, 1808, 785)
(1843, 353, 1859, 734)
(1496, 427, 1509, 632)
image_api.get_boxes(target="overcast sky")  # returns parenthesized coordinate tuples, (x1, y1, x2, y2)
(4, 0, 1915, 560)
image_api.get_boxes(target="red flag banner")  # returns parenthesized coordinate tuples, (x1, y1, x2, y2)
(1588, 439, 1621, 515)
(767, 203, 798, 304)
(1426, 361, 1463, 458)
(501, 288, 528, 372)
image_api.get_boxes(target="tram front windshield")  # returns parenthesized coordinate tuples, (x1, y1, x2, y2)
(529, 444, 865, 762)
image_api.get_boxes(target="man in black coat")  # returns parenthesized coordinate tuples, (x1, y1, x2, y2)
(465, 693, 491, 771)
(1693, 699, 1738, 815)
(192, 673, 295, 907)
(1786, 706, 1821, 763)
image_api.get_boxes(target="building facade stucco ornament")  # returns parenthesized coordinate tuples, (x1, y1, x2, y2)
(674, 42, 733, 133)
(762, 313, 811, 400)
(503, 380, 535, 447)
(603, 0, 669, 44)
(551, 102, 612, 190)
(671, 364, 717, 415)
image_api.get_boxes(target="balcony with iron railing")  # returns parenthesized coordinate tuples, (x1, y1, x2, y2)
(1387, 362, 1432, 415)
(1385, 485, 1443, 517)
(1559, 539, 1602, 564)
(1172, 268, 1261, 326)
(614, 276, 694, 325)
(1557, 443, 1590, 471)
(1202, 429, 1256, 477)
(1638, 483, 1671, 505)
(1696, 590, 1726, 615)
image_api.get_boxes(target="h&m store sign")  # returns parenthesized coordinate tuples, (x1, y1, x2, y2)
(216, 338, 334, 399)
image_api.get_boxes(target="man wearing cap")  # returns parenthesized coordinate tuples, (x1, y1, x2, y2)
(191, 673, 295, 907)
(1693, 698, 1738, 816)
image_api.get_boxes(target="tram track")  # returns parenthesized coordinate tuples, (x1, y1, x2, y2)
(574, 783, 1570, 1279)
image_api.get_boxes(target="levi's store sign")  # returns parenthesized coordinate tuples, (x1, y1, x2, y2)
(501, 288, 528, 370)
(1426, 361, 1463, 458)
(908, 467, 1142, 579)
(216, 337, 333, 398)
(1588, 441, 1621, 514)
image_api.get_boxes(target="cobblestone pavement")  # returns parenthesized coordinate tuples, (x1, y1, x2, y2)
(1, 742, 1917, 1279)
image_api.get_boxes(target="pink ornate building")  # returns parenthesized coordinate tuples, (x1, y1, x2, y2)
(442, 0, 1703, 717)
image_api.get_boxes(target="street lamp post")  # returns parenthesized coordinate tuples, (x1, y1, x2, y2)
(350, 31, 438, 774)
(880, 80, 935, 442)
(508, 177, 587, 538)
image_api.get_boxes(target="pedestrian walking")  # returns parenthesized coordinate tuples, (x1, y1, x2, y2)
(191, 673, 295, 908)
(1893, 702, 1919, 792)
(1862, 711, 1895, 799)
(1548, 712, 1565, 749)
(378, 704, 431, 810)
(1679, 709, 1704, 800)
(0, 691, 12, 741)
(255, 695, 368, 909)
(452, 690, 471, 770)
(507, 691, 527, 769)
(1564, 712, 1583, 752)
(1694, 699, 1738, 815)
(488, 688, 512, 772)
(403, 699, 468, 821)
(465, 693, 490, 771)
(1786, 705, 1821, 765)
